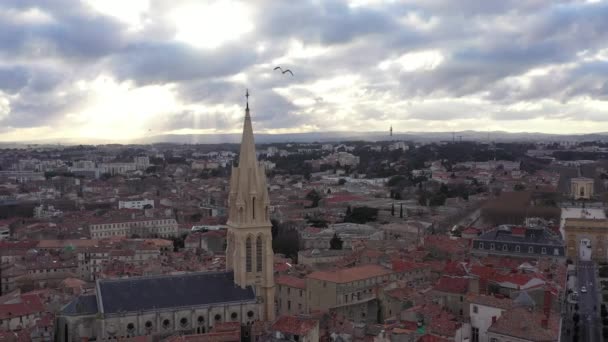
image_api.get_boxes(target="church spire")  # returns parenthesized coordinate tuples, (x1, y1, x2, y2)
(238, 89, 257, 169)
(226, 89, 275, 322)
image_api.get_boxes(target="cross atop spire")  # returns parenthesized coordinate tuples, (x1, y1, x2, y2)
(245, 89, 250, 111)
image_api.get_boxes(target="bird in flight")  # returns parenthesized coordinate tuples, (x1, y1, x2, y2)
(273, 66, 294, 76)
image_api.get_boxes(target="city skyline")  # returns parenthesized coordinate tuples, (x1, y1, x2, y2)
(1, 0, 608, 143)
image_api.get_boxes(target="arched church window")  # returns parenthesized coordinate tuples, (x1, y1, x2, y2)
(214, 314, 222, 321)
(197, 316, 205, 325)
(145, 321, 153, 330)
(246, 236, 252, 272)
(265, 206, 269, 221)
(180, 317, 188, 328)
(256, 235, 263, 272)
(231, 312, 238, 320)
(162, 319, 170, 330)
(252, 197, 256, 220)
(126, 323, 135, 334)
(247, 311, 255, 318)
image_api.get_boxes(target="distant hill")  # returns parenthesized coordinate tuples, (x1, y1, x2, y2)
(3, 130, 608, 146)
(134, 130, 608, 144)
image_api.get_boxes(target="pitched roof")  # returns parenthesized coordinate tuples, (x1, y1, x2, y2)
(97, 271, 255, 314)
(307, 264, 392, 284)
(467, 294, 514, 310)
(0, 294, 44, 320)
(434, 277, 468, 294)
(488, 307, 559, 341)
(276, 275, 306, 289)
(271, 315, 318, 335)
(61, 294, 98, 315)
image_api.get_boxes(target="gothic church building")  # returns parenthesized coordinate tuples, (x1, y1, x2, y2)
(57, 92, 275, 341)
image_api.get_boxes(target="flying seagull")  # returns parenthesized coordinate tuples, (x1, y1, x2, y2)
(274, 66, 294, 76)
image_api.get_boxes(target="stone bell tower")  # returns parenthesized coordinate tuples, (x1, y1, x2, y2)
(226, 90, 275, 322)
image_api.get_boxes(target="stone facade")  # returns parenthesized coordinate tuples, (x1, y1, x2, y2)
(571, 177, 594, 200)
(564, 218, 608, 261)
(225, 95, 275, 322)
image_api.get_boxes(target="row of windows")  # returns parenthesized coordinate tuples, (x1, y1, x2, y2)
(281, 299, 303, 311)
(117, 310, 256, 335)
(92, 227, 175, 238)
(477, 242, 560, 255)
(91, 220, 175, 231)
(278, 286, 304, 297)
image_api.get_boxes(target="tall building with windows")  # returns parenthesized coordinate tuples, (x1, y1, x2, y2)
(226, 90, 276, 322)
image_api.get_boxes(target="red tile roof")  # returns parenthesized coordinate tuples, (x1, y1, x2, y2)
(488, 307, 559, 341)
(271, 315, 318, 336)
(0, 294, 45, 320)
(434, 276, 468, 294)
(443, 261, 467, 277)
(276, 275, 306, 289)
(467, 294, 514, 310)
(392, 260, 425, 272)
(307, 264, 392, 284)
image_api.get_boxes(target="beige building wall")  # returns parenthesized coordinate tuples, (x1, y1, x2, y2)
(276, 284, 307, 316)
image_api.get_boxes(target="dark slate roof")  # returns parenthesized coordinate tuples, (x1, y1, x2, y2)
(61, 295, 98, 315)
(98, 271, 255, 314)
(475, 226, 562, 246)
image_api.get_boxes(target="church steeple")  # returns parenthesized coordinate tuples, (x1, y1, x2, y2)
(226, 90, 275, 322)
(238, 89, 257, 170)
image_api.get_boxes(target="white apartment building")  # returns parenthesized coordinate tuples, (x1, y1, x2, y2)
(99, 162, 137, 175)
(469, 295, 512, 342)
(89, 218, 178, 238)
(118, 199, 155, 210)
(134, 156, 150, 170)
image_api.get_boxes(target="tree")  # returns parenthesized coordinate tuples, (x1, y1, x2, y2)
(272, 224, 300, 261)
(344, 206, 379, 224)
(429, 193, 447, 206)
(330, 233, 343, 250)
(387, 175, 406, 187)
(306, 189, 322, 208)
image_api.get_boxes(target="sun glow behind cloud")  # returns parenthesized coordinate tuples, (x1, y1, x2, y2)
(171, 1, 253, 49)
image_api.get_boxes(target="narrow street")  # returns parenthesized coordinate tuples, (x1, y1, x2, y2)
(577, 260, 602, 342)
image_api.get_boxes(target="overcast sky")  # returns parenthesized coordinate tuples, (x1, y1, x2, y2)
(1, 0, 608, 142)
